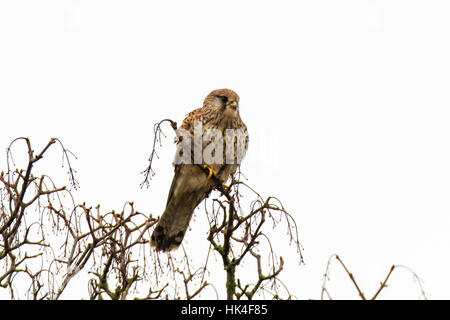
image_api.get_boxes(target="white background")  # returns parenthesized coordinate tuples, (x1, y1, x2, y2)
(1, 0, 450, 299)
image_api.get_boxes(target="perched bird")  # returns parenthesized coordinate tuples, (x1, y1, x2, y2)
(150, 88, 249, 252)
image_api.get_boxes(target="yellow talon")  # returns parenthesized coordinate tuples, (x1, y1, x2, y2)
(202, 164, 217, 179)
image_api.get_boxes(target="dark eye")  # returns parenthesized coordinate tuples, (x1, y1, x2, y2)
(218, 95, 228, 104)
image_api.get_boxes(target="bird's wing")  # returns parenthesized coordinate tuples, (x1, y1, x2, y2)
(165, 107, 204, 206)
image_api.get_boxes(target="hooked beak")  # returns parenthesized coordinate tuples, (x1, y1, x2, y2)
(228, 100, 238, 111)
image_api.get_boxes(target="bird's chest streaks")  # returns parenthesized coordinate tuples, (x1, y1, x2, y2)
(201, 120, 244, 162)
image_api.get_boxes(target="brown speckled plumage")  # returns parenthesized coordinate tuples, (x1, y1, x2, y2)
(150, 89, 249, 252)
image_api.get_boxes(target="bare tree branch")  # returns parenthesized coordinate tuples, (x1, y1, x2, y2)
(321, 254, 427, 300)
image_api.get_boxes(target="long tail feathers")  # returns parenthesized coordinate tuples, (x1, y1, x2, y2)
(150, 204, 195, 252)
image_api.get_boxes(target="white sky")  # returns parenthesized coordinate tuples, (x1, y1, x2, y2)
(1, 0, 450, 299)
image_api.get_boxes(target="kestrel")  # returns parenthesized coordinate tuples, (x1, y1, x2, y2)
(150, 88, 249, 252)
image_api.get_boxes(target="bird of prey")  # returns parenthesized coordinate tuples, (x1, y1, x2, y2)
(150, 88, 248, 252)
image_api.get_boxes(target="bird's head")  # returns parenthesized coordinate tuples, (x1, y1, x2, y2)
(203, 88, 240, 118)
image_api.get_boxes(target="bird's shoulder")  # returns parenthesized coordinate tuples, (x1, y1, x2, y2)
(179, 107, 204, 131)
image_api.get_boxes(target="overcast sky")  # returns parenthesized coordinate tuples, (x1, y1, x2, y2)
(1, 0, 450, 299)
